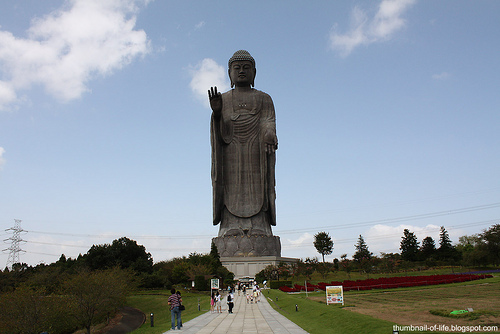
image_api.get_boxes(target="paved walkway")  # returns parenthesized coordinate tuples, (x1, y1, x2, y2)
(163, 291, 309, 334)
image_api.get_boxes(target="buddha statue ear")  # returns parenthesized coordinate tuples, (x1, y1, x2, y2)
(251, 68, 256, 87)
(229, 69, 234, 88)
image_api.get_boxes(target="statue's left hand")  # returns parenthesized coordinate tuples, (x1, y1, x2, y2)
(264, 132, 278, 153)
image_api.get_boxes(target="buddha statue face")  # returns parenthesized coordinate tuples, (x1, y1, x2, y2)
(229, 60, 256, 88)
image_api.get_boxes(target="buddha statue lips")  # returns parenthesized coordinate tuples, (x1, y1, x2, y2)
(209, 50, 278, 238)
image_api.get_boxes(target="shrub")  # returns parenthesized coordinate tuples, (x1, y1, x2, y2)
(194, 275, 209, 291)
(270, 280, 292, 289)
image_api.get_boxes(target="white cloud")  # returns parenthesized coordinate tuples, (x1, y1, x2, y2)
(281, 233, 322, 260)
(0, 80, 18, 111)
(195, 21, 206, 30)
(432, 72, 451, 80)
(0, 147, 5, 169)
(0, 0, 151, 111)
(330, 0, 416, 57)
(287, 233, 314, 248)
(189, 58, 229, 108)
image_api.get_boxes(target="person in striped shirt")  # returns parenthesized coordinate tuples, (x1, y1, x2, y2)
(168, 288, 182, 330)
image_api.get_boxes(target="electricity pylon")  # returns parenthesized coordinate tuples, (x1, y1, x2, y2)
(4, 219, 26, 270)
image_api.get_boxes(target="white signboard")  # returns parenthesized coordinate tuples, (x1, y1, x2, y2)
(211, 278, 220, 290)
(326, 285, 344, 305)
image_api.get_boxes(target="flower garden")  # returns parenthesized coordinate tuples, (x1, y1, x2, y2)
(279, 273, 493, 293)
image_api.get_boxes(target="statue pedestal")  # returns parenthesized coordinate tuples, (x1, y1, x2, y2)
(212, 235, 281, 257)
(220, 256, 298, 280)
(213, 235, 298, 279)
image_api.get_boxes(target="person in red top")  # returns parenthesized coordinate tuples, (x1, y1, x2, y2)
(167, 288, 182, 330)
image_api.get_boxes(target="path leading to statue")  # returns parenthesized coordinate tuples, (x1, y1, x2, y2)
(163, 291, 309, 334)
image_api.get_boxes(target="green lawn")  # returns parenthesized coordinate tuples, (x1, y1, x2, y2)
(264, 274, 499, 334)
(263, 288, 394, 334)
(127, 290, 211, 333)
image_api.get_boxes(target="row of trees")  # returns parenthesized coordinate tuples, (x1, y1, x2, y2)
(0, 237, 233, 334)
(0, 268, 130, 334)
(260, 224, 499, 282)
(1, 237, 233, 293)
(312, 224, 500, 268)
(399, 226, 461, 262)
(399, 224, 500, 267)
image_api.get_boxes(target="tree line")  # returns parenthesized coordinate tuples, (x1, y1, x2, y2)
(257, 224, 500, 282)
(0, 237, 232, 334)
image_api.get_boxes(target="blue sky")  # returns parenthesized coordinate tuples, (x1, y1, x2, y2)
(1, 0, 499, 267)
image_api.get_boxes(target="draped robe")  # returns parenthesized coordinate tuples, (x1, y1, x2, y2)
(211, 89, 277, 237)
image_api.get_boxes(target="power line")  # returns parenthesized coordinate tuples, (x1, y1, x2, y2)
(25, 240, 89, 249)
(23, 203, 500, 241)
(275, 202, 500, 235)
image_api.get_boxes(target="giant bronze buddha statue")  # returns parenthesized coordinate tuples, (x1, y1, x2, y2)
(209, 50, 280, 257)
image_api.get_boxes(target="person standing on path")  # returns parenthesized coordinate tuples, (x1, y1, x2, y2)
(215, 290, 222, 313)
(167, 288, 182, 330)
(176, 291, 183, 328)
(227, 289, 234, 313)
(210, 291, 215, 313)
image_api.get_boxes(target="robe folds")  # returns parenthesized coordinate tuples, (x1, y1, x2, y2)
(211, 89, 277, 236)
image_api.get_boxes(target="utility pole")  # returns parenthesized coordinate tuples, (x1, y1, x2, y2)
(4, 219, 26, 270)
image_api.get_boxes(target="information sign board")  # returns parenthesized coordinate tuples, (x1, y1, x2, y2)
(326, 285, 344, 305)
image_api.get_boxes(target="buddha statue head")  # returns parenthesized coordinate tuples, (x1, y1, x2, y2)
(228, 50, 256, 88)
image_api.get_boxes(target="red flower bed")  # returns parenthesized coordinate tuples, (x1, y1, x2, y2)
(293, 283, 317, 292)
(278, 274, 492, 293)
(314, 274, 491, 292)
(279, 286, 300, 293)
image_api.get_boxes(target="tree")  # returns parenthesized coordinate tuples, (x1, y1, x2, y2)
(256, 265, 275, 283)
(294, 258, 316, 280)
(0, 286, 48, 334)
(437, 226, 460, 262)
(209, 241, 222, 273)
(380, 252, 401, 273)
(456, 234, 488, 267)
(340, 254, 352, 278)
(194, 275, 209, 291)
(482, 224, 500, 265)
(437, 226, 458, 261)
(419, 236, 436, 260)
(277, 262, 292, 280)
(63, 268, 131, 334)
(84, 237, 153, 273)
(316, 262, 332, 279)
(353, 235, 372, 262)
(400, 229, 419, 261)
(313, 231, 334, 263)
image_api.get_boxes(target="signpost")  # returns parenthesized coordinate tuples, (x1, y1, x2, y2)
(326, 286, 344, 305)
(211, 278, 220, 290)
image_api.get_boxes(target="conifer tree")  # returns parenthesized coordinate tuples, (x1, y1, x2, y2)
(400, 229, 419, 261)
(420, 236, 436, 260)
(353, 235, 372, 262)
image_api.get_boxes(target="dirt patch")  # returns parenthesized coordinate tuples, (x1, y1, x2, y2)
(73, 307, 145, 334)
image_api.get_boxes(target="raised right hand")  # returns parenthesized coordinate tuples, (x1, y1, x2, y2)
(208, 86, 222, 115)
